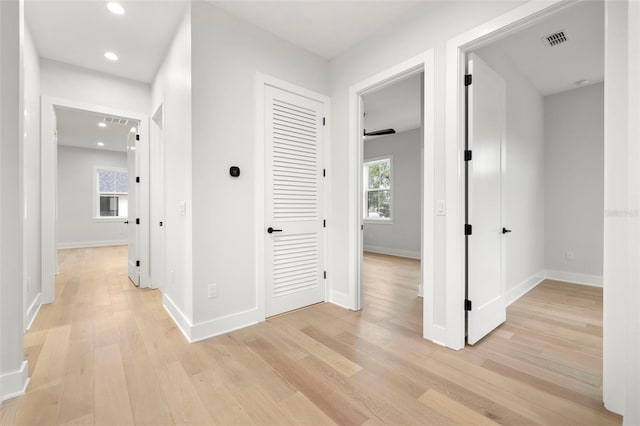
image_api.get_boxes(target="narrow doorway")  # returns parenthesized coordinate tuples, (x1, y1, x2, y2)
(360, 73, 424, 333)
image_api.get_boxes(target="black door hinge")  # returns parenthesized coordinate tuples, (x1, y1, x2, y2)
(324, 271, 327, 279)
(159, 221, 163, 227)
(323, 219, 326, 228)
(322, 117, 326, 126)
(464, 150, 472, 161)
(136, 134, 140, 141)
(465, 299, 472, 311)
(136, 260, 140, 267)
(136, 176, 140, 183)
(465, 74, 472, 86)
(323, 169, 326, 177)
(465, 224, 472, 235)
(136, 218, 140, 225)
(361, 224, 364, 230)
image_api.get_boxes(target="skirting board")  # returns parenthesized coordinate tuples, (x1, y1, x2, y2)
(25, 293, 42, 331)
(56, 240, 127, 249)
(329, 289, 352, 310)
(545, 270, 603, 287)
(0, 361, 29, 401)
(162, 293, 261, 343)
(363, 246, 420, 260)
(506, 272, 546, 307)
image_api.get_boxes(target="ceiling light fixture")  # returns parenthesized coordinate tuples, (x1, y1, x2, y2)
(98, 122, 107, 128)
(104, 51, 118, 61)
(97, 142, 105, 147)
(107, 2, 125, 15)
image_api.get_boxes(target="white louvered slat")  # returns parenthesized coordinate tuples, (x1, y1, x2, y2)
(273, 234, 318, 297)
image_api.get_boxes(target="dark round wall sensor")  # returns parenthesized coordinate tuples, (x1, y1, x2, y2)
(229, 166, 240, 177)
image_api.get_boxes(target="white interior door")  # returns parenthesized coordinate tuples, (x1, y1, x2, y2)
(265, 84, 325, 317)
(127, 126, 140, 286)
(467, 53, 506, 345)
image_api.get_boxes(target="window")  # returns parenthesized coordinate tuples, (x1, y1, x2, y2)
(95, 168, 128, 219)
(363, 157, 392, 221)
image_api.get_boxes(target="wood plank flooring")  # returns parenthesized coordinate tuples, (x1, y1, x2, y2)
(1, 248, 621, 425)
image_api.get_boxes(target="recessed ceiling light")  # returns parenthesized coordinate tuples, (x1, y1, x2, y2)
(97, 142, 105, 147)
(575, 79, 590, 86)
(98, 122, 107, 128)
(107, 2, 125, 15)
(104, 51, 118, 61)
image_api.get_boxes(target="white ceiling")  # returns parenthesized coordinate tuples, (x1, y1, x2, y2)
(479, 1, 604, 96)
(210, 1, 424, 59)
(25, 0, 188, 83)
(56, 106, 136, 153)
(363, 73, 422, 136)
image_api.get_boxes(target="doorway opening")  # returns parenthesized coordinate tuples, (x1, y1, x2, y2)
(347, 50, 436, 341)
(41, 97, 151, 303)
(360, 73, 424, 334)
(462, 0, 604, 345)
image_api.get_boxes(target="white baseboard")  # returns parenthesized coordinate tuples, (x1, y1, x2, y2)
(329, 289, 352, 310)
(545, 270, 603, 287)
(25, 293, 42, 331)
(506, 271, 546, 307)
(162, 293, 262, 343)
(1, 361, 29, 401)
(56, 240, 127, 249)
(363, 245, 420, 260)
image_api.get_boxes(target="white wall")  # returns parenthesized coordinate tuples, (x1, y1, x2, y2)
(328, 1, 525, 327)
(544, 83, 604, 283)
(188, 2, 329, 335)
(473, 44, 546, 304)
(363, 129, 421, 259)
(1, 0, 28, 401)
(40, 58, 150, 114)
(151, 9, 193, 325)
(23, 24, 41, 328)
(56, 146, 127, 248)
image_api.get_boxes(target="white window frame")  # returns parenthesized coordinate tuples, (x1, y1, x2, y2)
(363, 155, 393, 224)
(93, 166, 129, 222)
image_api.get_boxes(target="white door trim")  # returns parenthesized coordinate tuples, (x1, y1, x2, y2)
(254, 73, 330, 322)
(444, 0, 574, 349)
(346, 49, 437, 341)
(40, 96, 150, 303)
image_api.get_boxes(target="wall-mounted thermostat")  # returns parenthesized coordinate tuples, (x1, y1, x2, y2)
(230, 166, 240, 177)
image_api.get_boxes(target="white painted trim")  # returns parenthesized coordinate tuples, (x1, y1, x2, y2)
(56, 240, 127, 249)
(444, 0, 570, 350)
(544, 270, 603, 288)
(41, 96, 151, 303)
(25, 293, 42, 331)
(505, 272, 545, 307)
(163, 293, 262, 343)
(363, 246, 420, 260)
(0, 361, 29, 401)
(254, 72, 330, 322)
(348, 49, 436, 342)
(329, 289, 351, 310)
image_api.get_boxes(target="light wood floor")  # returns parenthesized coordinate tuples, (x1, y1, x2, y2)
(1, 248, 620, 425)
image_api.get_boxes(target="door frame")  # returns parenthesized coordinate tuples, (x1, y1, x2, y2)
(254, 73, 330, 321)
(40, 96, 150, 303)
(444, 0, 575, 349)
(347, 49, 436, 341)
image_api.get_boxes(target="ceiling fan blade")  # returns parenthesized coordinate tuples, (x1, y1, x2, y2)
(363, 128, 396, 137)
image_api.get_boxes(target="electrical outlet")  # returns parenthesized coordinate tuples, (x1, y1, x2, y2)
(208, 284, 218, 299)
(566, 251, 575, 261)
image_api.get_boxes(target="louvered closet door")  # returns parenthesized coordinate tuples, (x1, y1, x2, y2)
(265, 85, 325, 317)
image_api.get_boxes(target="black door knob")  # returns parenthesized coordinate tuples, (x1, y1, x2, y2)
(124, 220, 129, 224)
(267, 227, 282, 234)
(502, 227, 512, 234)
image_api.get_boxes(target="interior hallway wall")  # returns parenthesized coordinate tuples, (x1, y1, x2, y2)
(363, 129, 421, 259)
(544, 83, 604, 284)
(56, 146, 128, 248)
(473, 44, 545, 304)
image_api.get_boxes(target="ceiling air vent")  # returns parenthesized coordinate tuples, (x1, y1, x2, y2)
(104, 116, 129, 125)
(543, 31, 568, 47)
